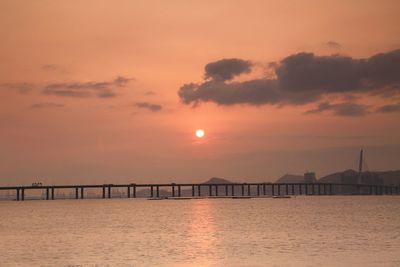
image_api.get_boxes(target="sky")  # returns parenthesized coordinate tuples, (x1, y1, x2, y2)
(1, 0, 400, 185)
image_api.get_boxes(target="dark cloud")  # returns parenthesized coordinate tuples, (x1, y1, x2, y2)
(30, 102, 65, 109)
(1, 83, 34, 94)
(134, 102, 162, 112)
(325, 41, 342, 49)
(305, 102, 369, 116)
(376, 103, 400, 113)
(43, 76, 133, 98)
(204, 58, 252, 81)
(178, 49, 400, 107)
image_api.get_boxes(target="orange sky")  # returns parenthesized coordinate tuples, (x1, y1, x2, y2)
(1, 0, 399, 185)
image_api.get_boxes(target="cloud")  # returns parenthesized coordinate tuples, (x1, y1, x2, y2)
(305, 102, 369, 116)
(43, 76, 133, 98)
(204, 58, 252, 81)
(42, 64, 68, 74)
(134, 102, 162, 112)
(325, 41, 342, 49)
(30, 102, 65, 109)
(376, 103, 400, 113)
(1, 83, 34, 94)
(178, 49, 400, 107)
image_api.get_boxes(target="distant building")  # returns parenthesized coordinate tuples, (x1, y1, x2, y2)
(304, 172, 317, 183)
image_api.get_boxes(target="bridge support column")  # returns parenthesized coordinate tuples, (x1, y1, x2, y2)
(241, 185, 244, 196)
(318, 184, 321, 195)
(263, 184, 266, 195)
(178, 185, 181, 197)
(225, 185, 228, 196)
(231, 185, 235, 196)
(257, 185, 260, 196)
(80, 187, 84, 199)
(75, 187, 79, 199)
(299, 184, 302, 195)
(215, 185, 218, 196)
(102, 186, 106, 198)
(172, 185, 175, 197)
(46, 188, 50, 200)
(133, 185, 136, 198)
(285, 184, 289, 195)
(108, 185, 111, 198)
(156, 186, 160, 198)
(150, 186, 154, 198)
(21, 188, 25, 201)
(272, 184, 275, 196)
(16, 188, 20, 201)
(51, 188, 54, 200)
(209, 185, 212, 196)
(247, 184, 251, 196)
(291, 184, 295, 195)
(192, 185, 195, 197)
(127, 186, 131, 198)
(278, 184, 281, 195)
(197, 185, 201, 196)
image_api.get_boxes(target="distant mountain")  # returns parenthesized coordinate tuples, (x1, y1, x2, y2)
(275, 174, 304, 183)
(202, 177, 234, 184)
(318, 169, 400, 185)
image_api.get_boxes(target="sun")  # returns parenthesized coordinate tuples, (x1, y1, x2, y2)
(195, 129, 205, 138)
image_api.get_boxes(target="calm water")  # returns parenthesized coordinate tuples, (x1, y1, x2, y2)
(1, 196, 400, 267)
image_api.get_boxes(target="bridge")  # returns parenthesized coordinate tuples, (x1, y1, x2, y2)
(0, 182, 399, 201)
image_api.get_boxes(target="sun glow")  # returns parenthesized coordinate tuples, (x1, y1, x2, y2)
(195, 129, 205, 138)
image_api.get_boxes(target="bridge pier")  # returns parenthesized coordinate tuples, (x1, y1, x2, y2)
(16, 188, 20, 201)
(51, 188, 54, 200)
(156, 186, 160, 198)
(80, 187, 84, 199)
(150, 185, 154, 198)
(225, 185, 228, 196)
(75, 187, 79, 199)
(102, 186, 106, 198)
(278, 184, 281, 195)
(192, 185, 195, 197)
(46, 188, 50, 200)
(291, 184, 295, 195)
(133, 185, 136, 198)
(127, 186, 131, 198)
(263, 184, 266, 195)
(285, 184, 288, 195)
(247, 184, 251, 196)
(215, 185, 219, 196)
(178, 185, 181, 197)
(272, 184, 275, 196)
(231, 184, 235, 196)
(299, 184, 302, 195)
(241, 185, 245, 196)
(197, 185, 201, 196)
(108, 185, 111, 198)
(257, 185, 260, 196)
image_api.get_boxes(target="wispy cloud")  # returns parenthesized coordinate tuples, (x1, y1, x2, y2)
(41, 64, 69, 74)
(1, 83, 34, 94)
(30, 102, 65, 109)
(376, 103, 400, 113)
(305, 102, 369, 116)
(134, 102, 162, 112)
(43, 76, 133, 98)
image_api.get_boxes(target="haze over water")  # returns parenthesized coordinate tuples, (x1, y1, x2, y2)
(1, 196, 400, 267)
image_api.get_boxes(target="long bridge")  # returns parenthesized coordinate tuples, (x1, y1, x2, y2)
(0, 182, 399, 201)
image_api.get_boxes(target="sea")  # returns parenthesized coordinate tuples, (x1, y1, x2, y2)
(0, 196, 399, 267)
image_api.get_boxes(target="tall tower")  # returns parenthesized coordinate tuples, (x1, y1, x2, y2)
(358, 149, 363, 184)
